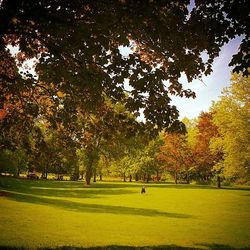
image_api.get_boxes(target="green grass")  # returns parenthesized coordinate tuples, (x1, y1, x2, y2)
(0, 177, 250, 250)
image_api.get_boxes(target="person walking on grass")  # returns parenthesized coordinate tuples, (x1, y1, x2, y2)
(141, 185, 146, 194)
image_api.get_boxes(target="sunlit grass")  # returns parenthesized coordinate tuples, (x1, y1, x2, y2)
(0, 177, 249, 249)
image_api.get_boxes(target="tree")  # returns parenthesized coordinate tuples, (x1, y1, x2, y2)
(211, 73, 250, 182)
(158, 132, 192, 184)
(106, 129, 149, 182)
(138, 136, 164, 182)
(182, 117, 198, 149)
(44, 128, 77, 180)
(0, 149, 27, 175)
(1, 0, 249, 133)
(192, 112, 220, 182)
(76, 100, 142, 185)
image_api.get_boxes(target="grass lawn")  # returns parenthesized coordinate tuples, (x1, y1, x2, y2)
(0, 177, 249, 250)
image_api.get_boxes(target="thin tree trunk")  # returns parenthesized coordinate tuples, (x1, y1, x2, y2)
(217, 176, 221, 188)
(123, 173, 126, 182)
(42, 165, 48, 179)
(93, 168, 96, 182)
(85, 159, 93, 185)
(129, 174, 132, 182)
(156, 169, 159, 182)
(99, 174, 102, 181)
(135, 173, 138, 181)
(74, 163, 80, 181)
(15, 168, 20, 177)
(85, 169, 92, 185)
(146, 173, 150, 183)
(174, 171, 178, 184)
(186, 173, 190, 184)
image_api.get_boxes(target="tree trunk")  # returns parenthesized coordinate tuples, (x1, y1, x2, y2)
(85, 160, 93, 185)
(143, 174, 146, 182)
(74, 163, 80, 180)
(99, 174, 102, 181)
(174, 172, 178, 184)
(42, 165, 48, 179)
(93, 168, 96, 182)
(85, 169, 92, 185)
(146, 173, 150, 183)
(123, 173, 126, 182)
(186, 173, 190, 184)
(129, 174, 132, 182)
(14, 168, 20, 177)
(217, 176, 221, 188)
(156, 169, 159, 182)
(135, 173, 138, 181)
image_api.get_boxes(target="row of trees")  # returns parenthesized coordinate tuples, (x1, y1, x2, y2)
(92, 72, 249, 186)
(1, 72, 249, 186)
(157, 72, 250, 186)
(0, 94, 147, 184)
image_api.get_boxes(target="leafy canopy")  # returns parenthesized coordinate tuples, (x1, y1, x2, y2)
(0, 0, 249, 131)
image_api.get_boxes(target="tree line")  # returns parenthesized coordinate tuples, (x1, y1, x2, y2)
(1, 72, 249, 186)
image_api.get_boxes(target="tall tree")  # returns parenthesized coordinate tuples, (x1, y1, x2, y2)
(158, 132, 192, 184)
(211, 73, 250, 181)
(137, 136, 164, 182)
(76, 100, 142, 185)
(192, 112, 220, 182)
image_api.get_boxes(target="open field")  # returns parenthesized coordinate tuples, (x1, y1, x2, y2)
(0, 177, 250, 250)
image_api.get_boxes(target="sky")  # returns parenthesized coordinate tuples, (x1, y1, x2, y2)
(171, 36, 242, 119)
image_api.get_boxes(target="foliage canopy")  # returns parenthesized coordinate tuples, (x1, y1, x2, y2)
(1, 0, 249, 130)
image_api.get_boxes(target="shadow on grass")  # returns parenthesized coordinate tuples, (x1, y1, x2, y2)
(1, 177, 249, 201)
(0, 177, 216, 201)
(0, 243, 249, 250)
(5, 192, 193, 218)
(0, 178, 138, 198)
(197, 243, 250, 250)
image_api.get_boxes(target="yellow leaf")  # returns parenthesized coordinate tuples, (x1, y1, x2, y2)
(57, 91, 65, 98)
(11, 17, 19, 24)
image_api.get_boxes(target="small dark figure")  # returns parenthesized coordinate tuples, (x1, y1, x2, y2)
(141, 185, 146, 194)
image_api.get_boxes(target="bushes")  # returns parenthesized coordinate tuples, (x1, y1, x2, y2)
(0, 149, 28, 176)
